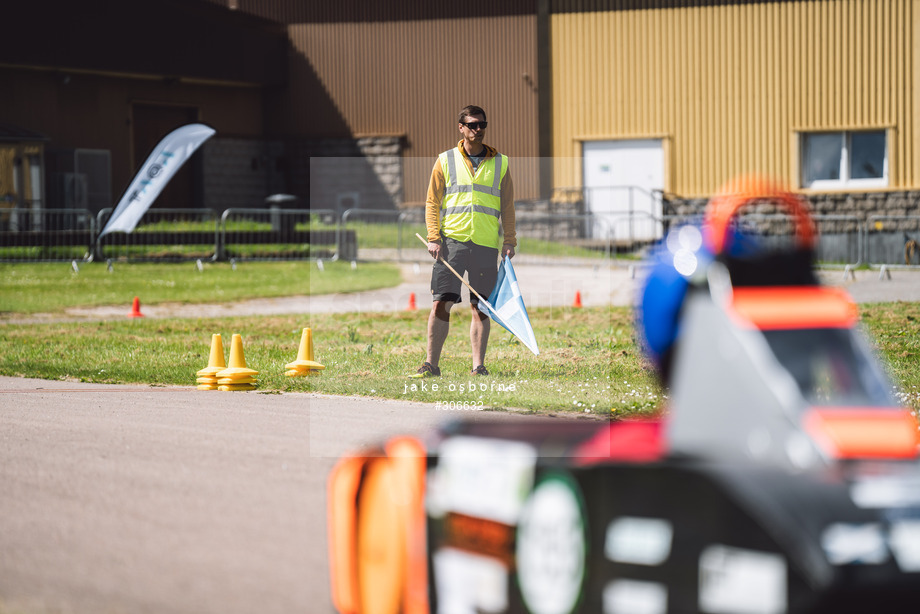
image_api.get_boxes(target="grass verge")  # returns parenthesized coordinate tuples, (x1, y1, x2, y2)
(859, 302, 920, 411)
(0, 261, 402, 314)
(0, 306, 660, 416)
(1, 302, 918, 416)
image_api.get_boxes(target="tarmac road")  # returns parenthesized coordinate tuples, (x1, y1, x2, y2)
(1, 262, 918, 613)
(0, 376, 565, 614)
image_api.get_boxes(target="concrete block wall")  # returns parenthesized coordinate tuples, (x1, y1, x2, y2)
(287, 136, 403, 213)
(665, 191, 920, 228)
(202, 138, 286, 211)
(664, 191, 920, 264)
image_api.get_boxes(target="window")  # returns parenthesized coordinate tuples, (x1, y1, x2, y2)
(801, 130, 888, 189)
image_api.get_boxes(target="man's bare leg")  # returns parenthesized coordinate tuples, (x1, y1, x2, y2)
(427, 300, 453, 367)
(470, 304, 490, 371)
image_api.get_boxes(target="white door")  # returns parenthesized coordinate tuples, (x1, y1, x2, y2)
(582, 139, 664, 242)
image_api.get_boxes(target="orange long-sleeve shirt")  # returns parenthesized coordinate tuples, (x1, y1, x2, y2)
(424, 141, 516, 247)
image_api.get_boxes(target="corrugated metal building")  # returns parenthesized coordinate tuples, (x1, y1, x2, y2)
(238, 0, 546, 205)
(545, 0, 919, 245)
(551, 0, 914, 198)
(2, 0, 917, 230)
(237, 0, 918, 221)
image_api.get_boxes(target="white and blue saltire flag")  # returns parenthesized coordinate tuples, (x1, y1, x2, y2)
(98, 123, 216, 238)
(481, 255, 539, 355)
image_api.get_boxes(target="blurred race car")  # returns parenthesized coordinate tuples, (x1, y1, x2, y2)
(327, 176, 920, 614)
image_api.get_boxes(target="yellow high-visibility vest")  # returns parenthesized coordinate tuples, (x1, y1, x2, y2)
(439, 148, 507, 248)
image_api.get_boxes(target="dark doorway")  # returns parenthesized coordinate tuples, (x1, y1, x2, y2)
(131, 103, 202, 209)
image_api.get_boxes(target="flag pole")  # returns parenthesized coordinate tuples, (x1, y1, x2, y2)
(415, 233, 490, 305)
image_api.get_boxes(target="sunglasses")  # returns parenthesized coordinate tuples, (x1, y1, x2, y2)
(461, 121, 488, 130)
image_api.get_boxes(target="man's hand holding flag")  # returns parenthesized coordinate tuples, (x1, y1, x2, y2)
(415, 233, 538, 355)
(486, 254, 539, 355)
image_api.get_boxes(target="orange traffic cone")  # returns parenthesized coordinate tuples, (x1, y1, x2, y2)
(572, 291, 583, 308)
(128, 296, 145, 318)
(407, 292, 417, 311)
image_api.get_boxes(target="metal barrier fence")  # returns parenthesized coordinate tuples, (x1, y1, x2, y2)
(652, 213, 863, 269)
(809, 214, 864, 268)
(0, 208, 96, 262)
(514, 213, 614, 264)
(607, 212, 661, 254)
(865, 215, 920, 269)
(218, 208, 350, 262)
(96, 208, 220, 263)
(342, 208, 414, 262)
(397, 208, 427, 257)
(583, 185, 663, 243)
(708, 213, 862, 267)
(392, 210, 615, 264)
(0, 206, 914, 269)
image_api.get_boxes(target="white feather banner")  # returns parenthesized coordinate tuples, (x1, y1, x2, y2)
(99, 123, 216, 237)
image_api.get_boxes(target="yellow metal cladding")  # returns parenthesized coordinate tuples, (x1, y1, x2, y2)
(552, 0, 915, 197)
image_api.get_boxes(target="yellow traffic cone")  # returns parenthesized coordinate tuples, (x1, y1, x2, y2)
(196, 334, 226, 377)
(195, 334, 226, 390)
(217, 375, 257, 385)
(285, 368, 321, 377)
(285, 327, 325, 377)
(215, 334, 259, 389)
(218, 383, 257, 391)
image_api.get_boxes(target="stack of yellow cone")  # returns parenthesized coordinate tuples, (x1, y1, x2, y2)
(196, 334, 226, 390)
(216, 334, 259, 391)
(285, 327, 325, 377)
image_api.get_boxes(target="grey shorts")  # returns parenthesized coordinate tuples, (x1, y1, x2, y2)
(431, 237, 499, 306)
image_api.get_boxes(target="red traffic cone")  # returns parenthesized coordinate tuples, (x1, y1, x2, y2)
(407, 292, 417, 311)
(128, 296, 145, 318)
(572, 291, 583, 308)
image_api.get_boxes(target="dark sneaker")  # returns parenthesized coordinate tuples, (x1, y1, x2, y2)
(409, 361, 441, 378)
(470, 365, 489, 376)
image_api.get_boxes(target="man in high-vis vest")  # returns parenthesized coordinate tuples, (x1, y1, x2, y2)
(410, 105, 516, 378)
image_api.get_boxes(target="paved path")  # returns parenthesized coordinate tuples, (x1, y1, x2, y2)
(822, 266, 920, 303)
